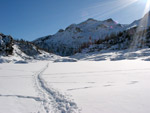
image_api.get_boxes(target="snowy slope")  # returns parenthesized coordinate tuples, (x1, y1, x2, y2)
(0, 33, 62, 63)
(0, 44, 61, 63)
(0, 44, 63, 63)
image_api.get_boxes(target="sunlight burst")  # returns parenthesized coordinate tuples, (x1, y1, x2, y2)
(142, 0, 150, 14)
(128, 0, 150, 51)
(81, 0, 140, 20)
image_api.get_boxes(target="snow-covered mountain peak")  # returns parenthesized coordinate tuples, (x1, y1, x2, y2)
(33, 17, 127, 56)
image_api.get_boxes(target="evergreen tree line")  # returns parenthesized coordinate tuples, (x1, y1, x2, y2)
(77, 26, 150, 53)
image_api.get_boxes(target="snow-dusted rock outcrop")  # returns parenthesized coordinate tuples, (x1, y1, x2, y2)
(0, 34, 61, 63)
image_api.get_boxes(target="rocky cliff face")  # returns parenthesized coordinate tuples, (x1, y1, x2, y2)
(0, 33, 14, 56)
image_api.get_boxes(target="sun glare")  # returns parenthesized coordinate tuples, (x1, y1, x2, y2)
(145, 0, 150, 13)
(138, 0, 150, 28)
(128, 0, 150, 51)
(81, 0, 143, 20)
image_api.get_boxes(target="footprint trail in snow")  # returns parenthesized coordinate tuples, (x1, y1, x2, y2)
(33, 63, 79, 113)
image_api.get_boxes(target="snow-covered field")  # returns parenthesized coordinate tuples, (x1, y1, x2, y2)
(0, 60, 150, 113)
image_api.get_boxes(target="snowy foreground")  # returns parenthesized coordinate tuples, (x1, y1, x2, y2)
(0, 60, 150, 113)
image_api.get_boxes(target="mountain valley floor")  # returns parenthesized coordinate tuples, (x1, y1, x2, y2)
(0, 60, 150, 113)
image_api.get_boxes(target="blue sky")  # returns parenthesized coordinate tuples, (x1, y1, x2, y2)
(0, 0, 148, 41)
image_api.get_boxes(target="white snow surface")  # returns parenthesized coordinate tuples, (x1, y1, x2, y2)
(1, 59, 150, 113)
(71, 48, 150, 61)
(0, 61, 78, 113)
(42, 60, 150, 113)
